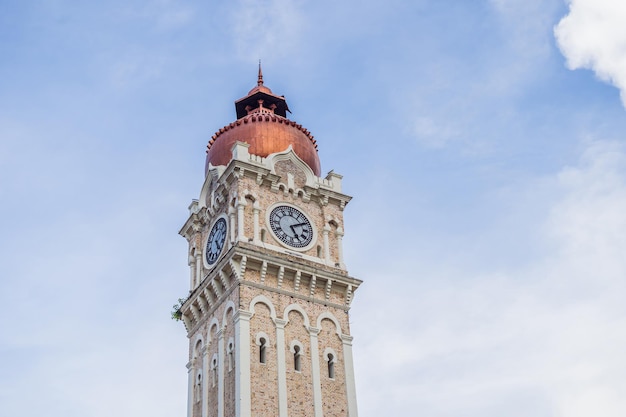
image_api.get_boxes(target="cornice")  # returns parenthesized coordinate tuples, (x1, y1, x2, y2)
(179, 244, 361, 336)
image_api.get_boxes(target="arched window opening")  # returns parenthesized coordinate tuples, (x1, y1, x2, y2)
(195, 373, 202, 402)
(317, 245, 322, 258)
(259, 337, 267, 364)
(260, 229, 266, 242)
(193, 340, 203, 360)
(211, 357, 218, 387)
(327, 353, 335, 379)
(294, 345, 302, 372)
(227, 341, 234, 372)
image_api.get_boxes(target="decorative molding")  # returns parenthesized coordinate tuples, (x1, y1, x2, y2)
(197, 295, 208, 314)
(293, 270, 301, 292)
(289, 339, 304, 354)
(218, 269, 230, 288)
(260, 260, 267, 284)
(210, 278, 222, 298)
(283, 303, 311, 328)
(228, 258, 240, 280)
(240, 255, 247, 278)
(277, 265, 285, 288)
(207, 317, 220, 343)
(323, 347, 338, 363)
(266, 146, 317, 188)
(233, 309, 253, 323)
(325, 279, 333, 301)
(345, 284, 353, 306)
(190, 304, 201, 322)
(255, 331, 271, 346)
(192, 333, 205, 354)
(310, 275, 317, 297)
(248, 294, 277, 319)
(203, 288, 215, 307)
(316, 312, 343, 337)
(221, 300, 237, 327)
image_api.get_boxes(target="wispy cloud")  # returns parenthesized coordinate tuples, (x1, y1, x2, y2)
(401, 0, 562, 152)
(228, 0, 306, 61)
(352, 139, 626, 416)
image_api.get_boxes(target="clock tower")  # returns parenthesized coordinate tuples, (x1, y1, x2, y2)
(177, 67, 361, 417)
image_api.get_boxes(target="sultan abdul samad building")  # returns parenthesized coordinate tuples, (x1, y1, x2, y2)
(176, 66, 361, 417)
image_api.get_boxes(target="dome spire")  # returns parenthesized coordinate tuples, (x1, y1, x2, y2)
(257, 60, 264, 86)
(235, 63, 290, 119)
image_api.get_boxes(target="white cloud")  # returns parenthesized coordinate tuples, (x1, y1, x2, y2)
(555, 0, 626, 107)
(352, 139, 626, 416)
(542, 142, 626, 415)
(546, 140, 626, 278)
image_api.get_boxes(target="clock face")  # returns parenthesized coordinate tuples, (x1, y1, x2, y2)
(269, 205, 314, 249)
(205, 218, 227, 266)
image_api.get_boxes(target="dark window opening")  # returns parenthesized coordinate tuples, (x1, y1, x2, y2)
(294, 345, 302, 372)
(328, 353, 335, 379)
(259, 338, 267, 364)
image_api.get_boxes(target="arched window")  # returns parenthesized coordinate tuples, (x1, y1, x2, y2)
(324, 348, 337, 380)
(293, 345, 302, 372)
(227, 340, 234, 372)
(327, 353, 335, 379)
(195, 373, 202, 402)
(193, 339, 203, 361)
(259, 337, 267, 364)
(211, 356, 218, 387)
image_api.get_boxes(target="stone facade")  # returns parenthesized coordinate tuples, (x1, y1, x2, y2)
(178, 90, 360, 417)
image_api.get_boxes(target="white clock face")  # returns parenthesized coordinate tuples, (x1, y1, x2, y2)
(268, 205, 314, 249)
(205, 218, 227, 266)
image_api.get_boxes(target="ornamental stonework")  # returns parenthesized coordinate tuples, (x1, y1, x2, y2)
(178, 70, 360, 417)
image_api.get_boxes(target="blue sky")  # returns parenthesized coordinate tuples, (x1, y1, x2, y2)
(2, 0, 626, 416)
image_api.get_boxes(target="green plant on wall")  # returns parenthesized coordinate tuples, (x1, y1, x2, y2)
(171, 297, 187, 321)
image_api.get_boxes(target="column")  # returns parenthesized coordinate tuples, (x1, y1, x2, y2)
(186, 362, 194, 417)
(308, 327, 323, 417)
(341, 335, 358, 417)
(229, 207, 237, 244)
(336, 227, 345, 268)
(189, 255, 196, 289)
(236, 201, 246, 242)
(252, 203, 260, 243)
(217, 328, 225, 417)
(235, 310, 252, 417)
(195, 252, 202, 288)
(202, 347, 209, 417)
(274, 318, 288, 417)
(322, 226, 331, 264)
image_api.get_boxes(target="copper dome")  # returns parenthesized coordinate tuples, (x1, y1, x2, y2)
(205, 66, 321, 176)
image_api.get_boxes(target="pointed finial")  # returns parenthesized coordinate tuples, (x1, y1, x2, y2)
(257, 60, 264, 86)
